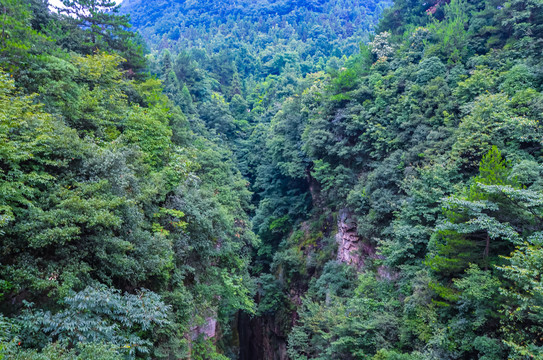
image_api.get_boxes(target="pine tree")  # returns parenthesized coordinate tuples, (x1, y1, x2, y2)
(59, 0, 146, 75)
(60, 0, 129, 48)
(427, 147, 521, 278)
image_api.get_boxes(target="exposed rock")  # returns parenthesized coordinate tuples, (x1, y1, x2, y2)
(336, 209, 383, 270)
(239, 312, 289, 360)
(186, 311, 220, 360)
(336, 209, 364, 268)
(200, 316, 218, 339)
(188, 308, 218, 341)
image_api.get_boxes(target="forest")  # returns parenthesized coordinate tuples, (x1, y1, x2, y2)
(0, 0, 542, 359)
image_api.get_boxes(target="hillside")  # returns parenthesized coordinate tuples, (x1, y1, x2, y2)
(121, 0, 388, 57)
(120, 0, 390, 99)
(122, 0, 543, 358)
(1, 0, 543, 359)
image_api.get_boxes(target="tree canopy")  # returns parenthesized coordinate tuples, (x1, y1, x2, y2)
(1, 0, 543, 358)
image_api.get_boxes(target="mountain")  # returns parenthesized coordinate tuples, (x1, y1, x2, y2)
(121, 0, 543, 358)
(1, 0, 543, 359)
(120, 0, 391, 84)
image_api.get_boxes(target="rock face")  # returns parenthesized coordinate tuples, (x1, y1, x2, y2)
(336, 209, 383, 270)
(238, 312, 288, 360)
(336, 209, 364, 268)
(198, 316, 218, 339)
(188, 311, 219, 344)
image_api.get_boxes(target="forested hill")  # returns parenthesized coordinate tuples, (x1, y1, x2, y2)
(120, 0, 390, 83)
(121, 0, 388, 52)
(1, 0, 543, 359)
(123, 0, 543, 357)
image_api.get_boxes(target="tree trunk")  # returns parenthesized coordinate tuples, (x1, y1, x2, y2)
(484, 234, 490, 270)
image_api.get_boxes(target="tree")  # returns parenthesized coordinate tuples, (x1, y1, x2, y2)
(60, 0, 129, 48)
(179, 83, 194, 114)
(427, 147, 522, 277)
(498, 0, 543, 55)
(59, 0, 146, 75)
(0, 0, 43, 71)
(20, 286, 171, 358)
(498, 232, 543, 358)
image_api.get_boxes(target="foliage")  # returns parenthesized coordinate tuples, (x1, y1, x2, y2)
(498, 232, 543, 358)
(20, 286, 171, 357)
(2, 0, 543, 357)
(0, 1, 258, 358)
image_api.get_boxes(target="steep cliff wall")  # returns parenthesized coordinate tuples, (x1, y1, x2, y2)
(239, 312, 288, 360)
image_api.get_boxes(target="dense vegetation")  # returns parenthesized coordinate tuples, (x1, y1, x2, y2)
(0, 0, 257, 358)
(1, 0, 543, 359)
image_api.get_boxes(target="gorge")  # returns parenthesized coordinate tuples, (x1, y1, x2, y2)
(0, 0, 543, 359)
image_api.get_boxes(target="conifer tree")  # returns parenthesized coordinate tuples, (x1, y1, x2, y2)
(60, 0, 129, 47)
(59, 0, 146, 75)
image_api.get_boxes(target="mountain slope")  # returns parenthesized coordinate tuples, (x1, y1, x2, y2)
(121, 0, 391, 83)
(3, 0, 541, 359)
(122, 0, 543, 358)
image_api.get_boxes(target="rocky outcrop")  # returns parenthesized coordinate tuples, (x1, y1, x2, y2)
(238, 312, 288, 360)
(187, 310, 219, 354)
(195, 316, 218, 340)
(336, 209, 382, 270)
(336, 209, 364, 268)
